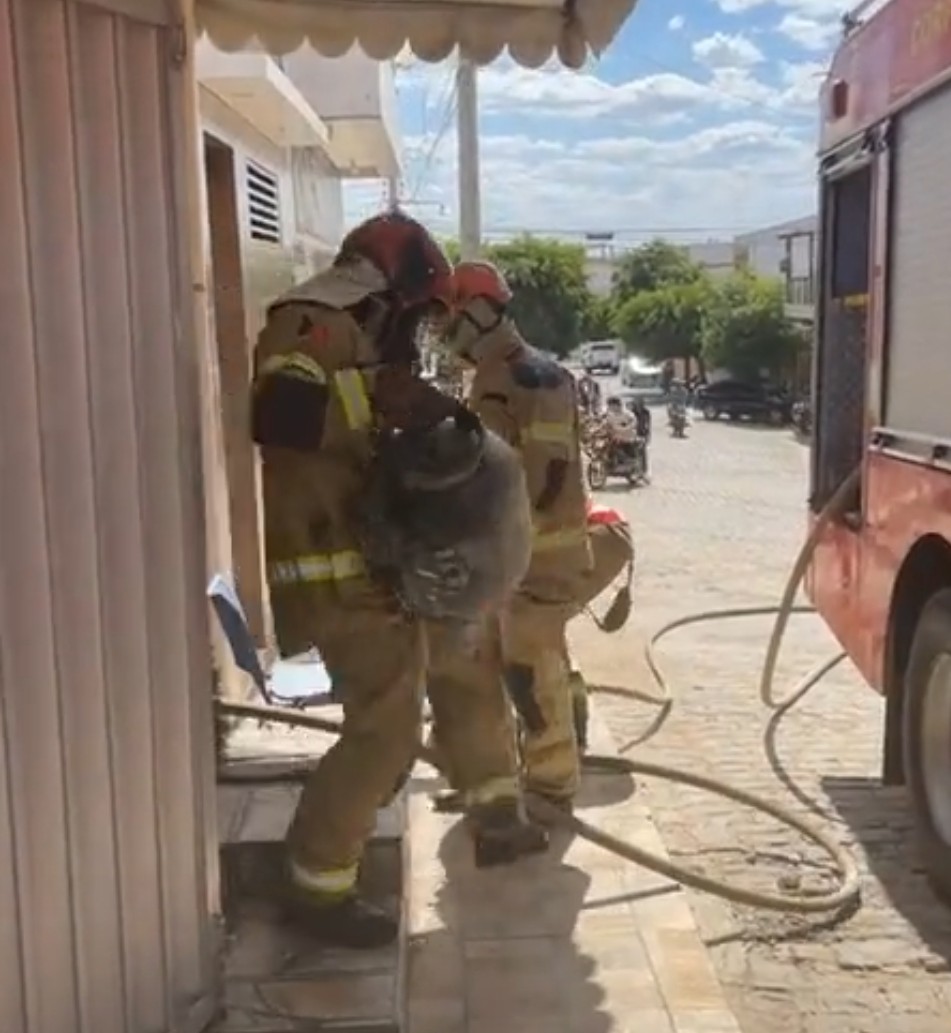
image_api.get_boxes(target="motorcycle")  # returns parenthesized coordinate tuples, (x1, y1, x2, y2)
(668, 403, 688, 438)
(580, 411, 605, 459)
(586, 425, 649, 490)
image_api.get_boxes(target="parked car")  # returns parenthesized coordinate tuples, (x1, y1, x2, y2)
(696, 380, 792, 425)
(583, 340, 621, 375)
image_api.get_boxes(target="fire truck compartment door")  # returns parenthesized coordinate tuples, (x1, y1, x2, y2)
(886, 83, 951, 441)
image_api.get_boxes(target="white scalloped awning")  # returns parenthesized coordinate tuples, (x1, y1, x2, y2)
(196, 0, 638, 70)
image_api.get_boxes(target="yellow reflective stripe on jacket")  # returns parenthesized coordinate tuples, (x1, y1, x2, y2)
(290, 861, 358, 896)
(258, 351, 327, 383)
(533, 526, 588, 551)
(334, 369, 373, 430)
(268, 549, 365, 586)
(525, 420, 575, 447)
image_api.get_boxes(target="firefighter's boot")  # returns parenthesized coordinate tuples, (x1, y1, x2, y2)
(468, 798, 549, 868)
(286, 887, 398, 950)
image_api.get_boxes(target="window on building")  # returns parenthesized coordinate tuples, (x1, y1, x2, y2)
(245, 160, 281, 244)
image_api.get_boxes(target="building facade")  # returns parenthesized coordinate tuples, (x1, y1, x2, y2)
(685, 239, 740, 280)
(734, 214, 818, 327)
(582, 236, 753, 295)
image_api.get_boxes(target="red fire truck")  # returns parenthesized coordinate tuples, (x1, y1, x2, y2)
(808, 0, 951, 901)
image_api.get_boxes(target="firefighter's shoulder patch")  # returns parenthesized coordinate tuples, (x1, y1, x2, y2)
(293, 304, 347, 346)
(508, 347, 565, 391)
(297, 315, 330, 347)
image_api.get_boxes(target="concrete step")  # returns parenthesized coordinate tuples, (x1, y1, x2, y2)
(213, 754, 410, 1033)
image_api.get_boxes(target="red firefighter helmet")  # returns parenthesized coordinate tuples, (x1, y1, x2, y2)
(451, 260, 514, 310)
(337, 210, 452, 310)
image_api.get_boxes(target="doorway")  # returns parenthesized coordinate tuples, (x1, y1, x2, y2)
(812, 161, 873, 515)
(203, 134, 269, 647)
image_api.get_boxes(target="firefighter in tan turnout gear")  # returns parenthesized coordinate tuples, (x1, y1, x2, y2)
(437, 260, 593, 811)
(250, 212, 463, 950)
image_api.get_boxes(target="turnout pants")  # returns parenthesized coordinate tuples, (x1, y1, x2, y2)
(286, 593, 425, 892)
(502, 592, 580, 801)
(426, 621, 521, 804)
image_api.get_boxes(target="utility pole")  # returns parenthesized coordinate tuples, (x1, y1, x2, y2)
(386, 174, 400, 210)
(456, 56, 481, 260)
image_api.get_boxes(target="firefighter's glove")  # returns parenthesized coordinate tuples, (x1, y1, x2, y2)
(251, 371, 328, 451)
(592, 525, 635, 634)
(598, 585, 632, 633)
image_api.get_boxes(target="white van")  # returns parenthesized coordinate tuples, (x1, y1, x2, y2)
(583, 340, 621, 374)
(621, 357, 665, 402)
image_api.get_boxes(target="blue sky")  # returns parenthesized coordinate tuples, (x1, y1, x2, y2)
(345, 0, 843, 244)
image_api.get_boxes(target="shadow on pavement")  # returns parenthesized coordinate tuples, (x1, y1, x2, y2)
(407, 759, 651, 1033)
(697, 418, 794, 435)
(576, 754, 637, 809)
(592, 482, 646, 496)
(823, 774, 951, 966)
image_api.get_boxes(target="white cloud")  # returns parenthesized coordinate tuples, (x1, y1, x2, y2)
(669, 15, 686, 30)
(712, 0, 846, 52)
(693, 32, 765, 70)
(779, 59, 828, 105)
(715, 0, 843, 13)
(478, 66, 716, 120)
(353, 118, 817, 237)
(716, 0, 771, 11)
(777, 12, 840, 50)
(471, 62, 818, 123)
(376, 49, 825, 238)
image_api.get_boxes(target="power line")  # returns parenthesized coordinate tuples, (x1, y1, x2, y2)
(406, 62, 458, 199)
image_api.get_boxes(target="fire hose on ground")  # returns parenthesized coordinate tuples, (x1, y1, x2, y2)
(217, 467, 864, 917)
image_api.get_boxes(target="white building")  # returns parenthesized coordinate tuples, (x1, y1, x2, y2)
(583, 237, 741, 294)
(735, 214, 818, 325)
(196, 42, 400, 334)
(686, 239, 738, 280)
(193, 41, 401, 653)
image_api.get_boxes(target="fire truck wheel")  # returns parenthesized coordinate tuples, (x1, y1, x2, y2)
(903, 588, 951, 904)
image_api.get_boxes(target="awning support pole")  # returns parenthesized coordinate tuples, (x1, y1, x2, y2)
(456, 56, 481, 259)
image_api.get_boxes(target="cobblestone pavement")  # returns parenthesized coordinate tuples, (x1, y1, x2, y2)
(570, 414, 951, 1033)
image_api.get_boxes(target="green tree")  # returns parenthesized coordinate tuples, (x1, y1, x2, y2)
(440, 238, 461, 263)
(700, 274, 802, 380)
(613, 280, 710, 365)
(581, 294, 616, 341)
(435, 235, 593, 357)
(486, 236, 591, 357)
(611, 239, 704, 304)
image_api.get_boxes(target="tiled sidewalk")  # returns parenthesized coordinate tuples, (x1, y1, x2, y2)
(405, 706, 741, 1033)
